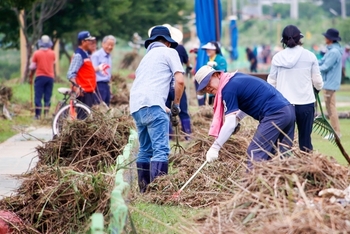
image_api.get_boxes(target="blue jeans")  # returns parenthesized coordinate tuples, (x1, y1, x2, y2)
(132, 106, 170, 163)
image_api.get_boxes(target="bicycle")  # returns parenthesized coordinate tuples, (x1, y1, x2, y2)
(52, 81, 91, 136)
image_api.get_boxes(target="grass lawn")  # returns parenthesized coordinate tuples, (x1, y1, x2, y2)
(130, 201, 204, 234)
(312, 119, 350, 165)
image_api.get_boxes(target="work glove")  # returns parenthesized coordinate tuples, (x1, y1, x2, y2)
(207, 61, 217, 67)
(171, 115, 179, 127)
(313, 87, 320, 94)
(186, 64, 193, 75)
(206, 147, 219, 163)
(98, 63, 110, 76)
(171, 103, 181, 116)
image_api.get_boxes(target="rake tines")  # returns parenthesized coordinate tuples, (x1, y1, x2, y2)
(313, 116, 336, 144)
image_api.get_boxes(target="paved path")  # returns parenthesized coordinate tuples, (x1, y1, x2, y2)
(0, 127, 52, 198)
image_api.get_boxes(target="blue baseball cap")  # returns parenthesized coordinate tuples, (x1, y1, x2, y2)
(78, 31, 95, 41)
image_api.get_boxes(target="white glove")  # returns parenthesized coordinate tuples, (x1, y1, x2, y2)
(206, 147, 219, 163)
(98, 63, 110, 76)
(207, 61, 217, 67)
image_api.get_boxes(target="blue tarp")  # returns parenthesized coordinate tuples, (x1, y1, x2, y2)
(195, 0, 222, 72)
(230, 19, 239, 60)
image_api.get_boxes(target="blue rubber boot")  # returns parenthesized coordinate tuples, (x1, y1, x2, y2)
(181, 118, 192, 140)
(150, 161, 168, 182)
(136, 162, 150, 193)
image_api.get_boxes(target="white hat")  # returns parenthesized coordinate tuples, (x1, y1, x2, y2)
(148, 24, 183, 44)
(345, 44, 350, 49)
(201, 42, 216, 50)
(38, 35, 52, 48)
(41, 35, 50, 43)
(194, 65, 221, 91)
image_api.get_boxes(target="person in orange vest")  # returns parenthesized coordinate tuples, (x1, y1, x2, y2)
(67, 31, 97, 107)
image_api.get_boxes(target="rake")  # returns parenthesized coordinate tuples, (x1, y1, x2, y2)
(313, 92, 350, 165)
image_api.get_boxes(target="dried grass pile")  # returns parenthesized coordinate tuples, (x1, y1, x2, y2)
(0, 109, 135, 233)
(0, 166, 113, 233)
(37, 111, 134, 172)
(110, 74, 129, 106)
(191, 152, 350, 234)
(143, 136, 248, 207)
(135, 110, 350, 233)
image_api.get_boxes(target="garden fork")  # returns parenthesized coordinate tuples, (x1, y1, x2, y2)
(171, 115, 185, 154)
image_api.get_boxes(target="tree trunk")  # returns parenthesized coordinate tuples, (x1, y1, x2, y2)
(60, 40, 71, 62)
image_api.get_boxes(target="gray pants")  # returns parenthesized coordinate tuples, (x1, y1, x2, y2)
(247, 104, 295, 167)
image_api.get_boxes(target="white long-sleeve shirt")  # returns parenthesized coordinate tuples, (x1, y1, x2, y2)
(267, 45, 323, 105)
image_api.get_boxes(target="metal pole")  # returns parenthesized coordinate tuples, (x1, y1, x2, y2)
(214, 0, 220, 42)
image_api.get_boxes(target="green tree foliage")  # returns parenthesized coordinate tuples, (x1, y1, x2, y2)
(337, 18, 350, 43)
(316, 0, 350, 17)
(0, 0, 36, 9)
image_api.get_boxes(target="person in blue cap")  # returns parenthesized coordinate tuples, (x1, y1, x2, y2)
(129, 25, 185, 193)
(67, 31, 97, 108)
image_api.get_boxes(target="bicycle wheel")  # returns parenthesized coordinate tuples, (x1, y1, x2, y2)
(52, 102, 91, 136)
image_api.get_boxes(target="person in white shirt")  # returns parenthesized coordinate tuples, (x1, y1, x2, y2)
(267, 25, 323, 152)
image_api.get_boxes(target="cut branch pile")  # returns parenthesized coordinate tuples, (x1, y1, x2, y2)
(135, 109, 350, 233)
(0, 108, 135, 233)
(37, 111, 134, 172)
(0, 166, 113, 233)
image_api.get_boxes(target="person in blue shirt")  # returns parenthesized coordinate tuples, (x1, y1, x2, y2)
(194, 65, 295, 168)
(199, 41, 227, 105)
(129, 26, 185, 192)
(318, 28, 343, 139)
(91, 35, 116, 106)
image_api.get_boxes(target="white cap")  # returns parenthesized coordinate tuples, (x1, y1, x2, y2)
(194, 65, 221, 91)
(202, 42, 216, 50)
(41, 35, 50, 43)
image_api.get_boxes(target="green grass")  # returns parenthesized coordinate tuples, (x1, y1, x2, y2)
(130, 202, 203, 234)
(312, 119, 350, 165)
(0, 116, 34, 142)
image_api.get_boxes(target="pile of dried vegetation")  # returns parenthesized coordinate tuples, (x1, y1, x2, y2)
(0, 109, 135, 233)
(37, 111, 134, 172)
(133, 108, 350, 233)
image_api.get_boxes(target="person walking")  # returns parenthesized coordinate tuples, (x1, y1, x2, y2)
(246, 47, 257, 73)
(198, 41, 227, 106)
(67, 31, 97, 108)
(91, 35, 116, 106)
(29, 35, 56, 119)
(194, 65, 295, 168)
(129, 26, 185, 193)
(318, 28, 343, 139)
(267, 25, 323, 152)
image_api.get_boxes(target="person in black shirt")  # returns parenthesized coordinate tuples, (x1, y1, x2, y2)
(246, 47, 257, 73)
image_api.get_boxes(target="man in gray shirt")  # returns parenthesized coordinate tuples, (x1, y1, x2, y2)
(129, 26, 185, 193)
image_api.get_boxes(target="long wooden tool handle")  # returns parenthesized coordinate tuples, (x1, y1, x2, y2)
(179, 161, 207, 192)
(334, 134, 350, 165)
